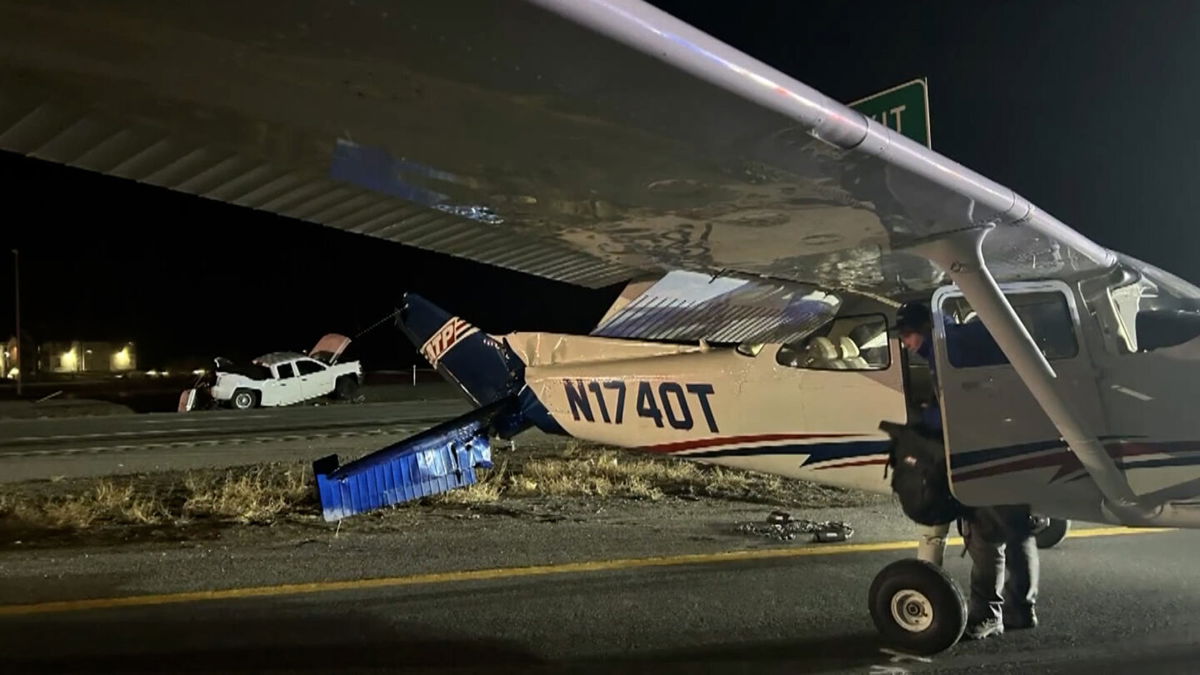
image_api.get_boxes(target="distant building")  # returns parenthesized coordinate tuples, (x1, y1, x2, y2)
(2, 339, 139, 378)
(38, 341, 137, 374)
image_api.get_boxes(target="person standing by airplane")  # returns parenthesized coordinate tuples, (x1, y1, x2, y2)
(894, 302, 1040, 641)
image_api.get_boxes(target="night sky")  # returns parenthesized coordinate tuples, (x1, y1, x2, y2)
(2, 1, 1198, 370)
(0, 154, 611, 369)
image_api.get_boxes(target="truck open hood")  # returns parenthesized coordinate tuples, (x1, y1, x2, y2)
(310, 334, 351, 365)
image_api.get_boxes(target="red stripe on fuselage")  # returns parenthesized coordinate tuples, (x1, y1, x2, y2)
(644, 432, 861, 455)
(813, 457, 888, 470)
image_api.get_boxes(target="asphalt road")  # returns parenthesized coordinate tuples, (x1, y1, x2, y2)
(0, 519, 1195, 674)
(0, 398, 469, 482)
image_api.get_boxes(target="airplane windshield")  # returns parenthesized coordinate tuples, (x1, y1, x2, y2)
(1086, 257, 1200, 353)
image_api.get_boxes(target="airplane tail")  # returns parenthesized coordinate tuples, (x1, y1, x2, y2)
(313, 295, 560, 520)
(397, 293, 525, 407)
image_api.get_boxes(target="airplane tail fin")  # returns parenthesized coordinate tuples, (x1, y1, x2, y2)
(397, 293, 525, 407)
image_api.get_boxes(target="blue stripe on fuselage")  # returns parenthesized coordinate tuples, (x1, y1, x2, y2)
(948, 439, 1066, 470)
(948, 435, 1138, 470)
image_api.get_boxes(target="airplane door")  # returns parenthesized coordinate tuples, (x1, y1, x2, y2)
(931, 281, 1108, 510)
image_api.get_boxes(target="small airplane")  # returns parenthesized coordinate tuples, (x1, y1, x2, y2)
(4, 0, 1199, 656)
(389, 279, 1076, 538)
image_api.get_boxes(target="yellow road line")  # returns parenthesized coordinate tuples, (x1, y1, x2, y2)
(1064, 526, 1170, 539)
(0, 526, 1169, 618)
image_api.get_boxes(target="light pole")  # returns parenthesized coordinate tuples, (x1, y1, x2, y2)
(11, 249, 21, 397)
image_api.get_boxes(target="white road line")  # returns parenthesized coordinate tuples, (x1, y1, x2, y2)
(8, 428, 210, 442)
(135, 414, 273, 424)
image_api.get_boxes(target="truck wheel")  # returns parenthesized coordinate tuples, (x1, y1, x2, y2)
(231, 389, 259, 410)
(334, 375, 359, 401)
(869, 558, 966, 656)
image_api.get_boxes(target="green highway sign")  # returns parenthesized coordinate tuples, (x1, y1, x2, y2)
(848, 78, 931, 148)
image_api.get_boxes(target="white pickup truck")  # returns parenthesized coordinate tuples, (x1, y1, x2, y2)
(204, 334, 363, 410)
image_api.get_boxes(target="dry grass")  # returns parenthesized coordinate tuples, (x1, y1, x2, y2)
(13, 480, 168, 530)
(181, 464, 313, 524)
(507, 451, 684, 500)
(0, 463, 317, 533)
(432, 442, 864, 507)
(0, 443, 871, 539)
(502, 449, 857, 506)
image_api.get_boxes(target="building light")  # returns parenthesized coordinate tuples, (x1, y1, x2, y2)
(112, 347, 132, 370)
(61, 348, 78, 371)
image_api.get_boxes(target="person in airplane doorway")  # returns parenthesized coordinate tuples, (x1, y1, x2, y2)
(894, 302, 1040, 641)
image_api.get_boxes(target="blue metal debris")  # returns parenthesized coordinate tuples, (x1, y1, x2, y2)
(313, 398, 517, 521)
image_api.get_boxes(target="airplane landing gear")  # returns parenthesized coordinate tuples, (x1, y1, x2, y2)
(1033, 517, 1070, 549)
(953, 515, 1072, 549)
(869, 558, 967, 656)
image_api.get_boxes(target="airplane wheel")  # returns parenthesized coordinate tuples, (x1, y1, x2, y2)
(869, 559, 966, 656)
(1034, 518, 1070, 549)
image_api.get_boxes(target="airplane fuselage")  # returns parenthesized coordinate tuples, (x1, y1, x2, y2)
(507, 329, 906, 495)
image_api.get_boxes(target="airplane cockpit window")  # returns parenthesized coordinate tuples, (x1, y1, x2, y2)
(1083, 260, 1200, 354)
(939, 292, 1077, 368)
(775, 315, 890, 371)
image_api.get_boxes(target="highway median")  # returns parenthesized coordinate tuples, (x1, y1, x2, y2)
(0, 439, 883, 549)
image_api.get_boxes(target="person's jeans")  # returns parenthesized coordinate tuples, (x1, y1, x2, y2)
(964, 512, 1039, 622)
(1003, 533, 1039, 616)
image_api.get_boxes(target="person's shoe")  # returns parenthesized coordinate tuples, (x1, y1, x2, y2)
(964, 617, 1005, 640)
(1004, 607, 1038, 630)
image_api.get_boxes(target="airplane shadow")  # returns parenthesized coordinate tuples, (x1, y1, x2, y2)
(3, 609, 893, 675)
(569, 631, 891, 675)
(2, 613, 543, 674)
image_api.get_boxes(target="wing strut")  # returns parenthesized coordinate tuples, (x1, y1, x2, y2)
(912, 228, 1147, 521)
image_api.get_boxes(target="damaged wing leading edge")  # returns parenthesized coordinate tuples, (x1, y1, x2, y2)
(591, 270, 841, 345)
(0, 0, 1112, 298)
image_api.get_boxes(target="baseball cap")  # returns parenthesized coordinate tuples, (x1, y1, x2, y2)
(893, 302, 932, 333)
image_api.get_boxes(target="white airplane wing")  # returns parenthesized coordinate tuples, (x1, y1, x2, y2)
(0, 0, 1114, 295)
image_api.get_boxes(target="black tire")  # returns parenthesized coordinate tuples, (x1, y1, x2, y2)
(334, 375, 359, 401)
(230, 389, 258, 410)
(869, 558, 967, 656)
(1034, 518, 1070, 549)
